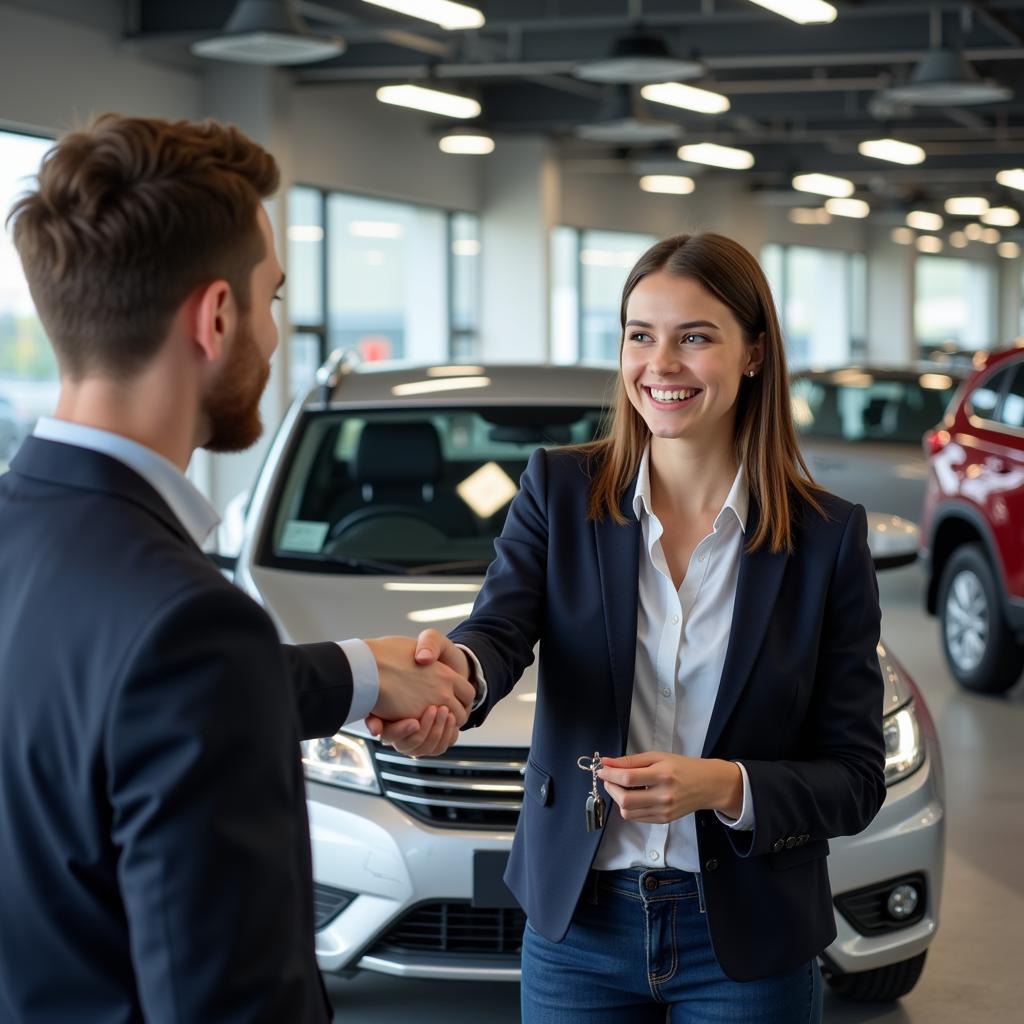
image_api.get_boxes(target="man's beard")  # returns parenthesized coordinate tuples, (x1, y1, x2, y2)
(201, 317, 270, 453)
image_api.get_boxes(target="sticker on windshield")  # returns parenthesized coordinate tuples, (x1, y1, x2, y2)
(281, 520, 329, 553)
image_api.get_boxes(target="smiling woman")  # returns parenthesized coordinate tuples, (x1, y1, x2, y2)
(0, 129, 57, 469)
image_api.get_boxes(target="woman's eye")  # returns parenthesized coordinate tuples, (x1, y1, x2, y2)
(628, 332, 653, 343)
(682, 333, 709, 345)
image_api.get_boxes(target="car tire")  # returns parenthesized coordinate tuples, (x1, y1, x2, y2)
(938, 545, 1024, 694)
(824, 950, 927, 1002)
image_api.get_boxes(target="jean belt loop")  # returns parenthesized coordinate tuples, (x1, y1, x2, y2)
(695, 870, 707, 914)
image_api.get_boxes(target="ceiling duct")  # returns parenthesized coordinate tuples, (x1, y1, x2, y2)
(881, 47, 1011, 106)
(575, 86, 682, 145)
(575, 34, 704, 84)
(191, 0, 345, 65)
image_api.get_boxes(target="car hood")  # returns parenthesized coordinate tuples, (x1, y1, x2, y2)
(243, 566, 913, 748)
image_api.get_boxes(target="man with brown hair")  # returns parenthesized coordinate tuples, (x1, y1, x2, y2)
(0, 115, 471, 1023)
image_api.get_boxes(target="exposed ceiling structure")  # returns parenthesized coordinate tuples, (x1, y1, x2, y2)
(125, 0, 1024, 219)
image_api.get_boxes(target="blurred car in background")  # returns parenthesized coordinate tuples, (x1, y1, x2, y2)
(921, 346, 1024, 694)
(224, 356, 944, 1005)
(790, 366, 965, 522)
(0, 394, 27, 464)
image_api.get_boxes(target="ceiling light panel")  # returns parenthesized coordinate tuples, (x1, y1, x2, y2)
(890, 227, 915, 245)
(439, 133, 494, 154)
(641, 82, 730, 115)
(746, 0, 837, 24)
(906, 211, 943, 231)
(788, 207, 832, 224)
(792, 173, 854, 198)
(361, 1, 484, 31)
(982, 206, 1020, 226)
(825, 197, 870, 219)
(677, 143, 754, 169)
(639, 175, 696, 195)
(916, 235, 943, 253)
(376, 84, 480, 118)
(998, 241, 1021, 259)
(858, 138, 926, 166)
(997, 169, 1024, 191)
(945, 196, 989, 216)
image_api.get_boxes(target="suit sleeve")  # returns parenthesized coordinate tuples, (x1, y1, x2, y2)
(449, 447, 550, 728)
(280, 641, 354, 739)
(106, 583, 325, 1024)
(725, 503, 887, 858)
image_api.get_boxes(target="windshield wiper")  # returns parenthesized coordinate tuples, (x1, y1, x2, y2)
(408, 560, 493, 576)
(317, 553, 413, 575)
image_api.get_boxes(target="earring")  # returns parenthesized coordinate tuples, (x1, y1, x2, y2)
(747, 370, 756, 377)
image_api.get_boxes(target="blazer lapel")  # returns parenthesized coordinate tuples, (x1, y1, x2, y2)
(702, 497, 789, 756)
(593, 483, 641, 750)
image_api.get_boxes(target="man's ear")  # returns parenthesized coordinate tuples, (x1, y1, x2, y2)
(192, 279, 235, 364)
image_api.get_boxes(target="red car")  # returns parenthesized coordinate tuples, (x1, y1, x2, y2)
(921, 345, 1024, 694)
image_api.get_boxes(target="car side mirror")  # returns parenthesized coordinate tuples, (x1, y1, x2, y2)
(867, 513, 919, 572)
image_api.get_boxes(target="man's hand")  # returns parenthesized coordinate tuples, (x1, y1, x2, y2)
(365, 630, 473, 756)
(597, 752, 743, 823)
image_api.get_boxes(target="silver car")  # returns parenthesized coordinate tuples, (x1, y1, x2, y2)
(792, 365, 966, 522)
(232, 356, 945, 1004)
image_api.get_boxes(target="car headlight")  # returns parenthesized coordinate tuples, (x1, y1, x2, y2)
(301, 731, 380, 793)
(883, 702, 925, 785)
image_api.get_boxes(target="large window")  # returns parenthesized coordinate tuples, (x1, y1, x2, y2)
(286, 186, 480, 395)
(551, 227, 657, 364)
(762, 244, 866, 369)
(915, 255, 995, 355)
(1, 129, 56, 472)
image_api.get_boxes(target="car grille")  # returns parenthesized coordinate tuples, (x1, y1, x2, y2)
(371, 901, 526, 956)
(370, 744, 527, 830)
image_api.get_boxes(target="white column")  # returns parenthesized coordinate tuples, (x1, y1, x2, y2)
(866, 225, 917, 365)
(480, 137, 559, 363)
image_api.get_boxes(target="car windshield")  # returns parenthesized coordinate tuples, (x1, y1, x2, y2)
(262, 405, 606, 573)
(791, 373, 957, 444)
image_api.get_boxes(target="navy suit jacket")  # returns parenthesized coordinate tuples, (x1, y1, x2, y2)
(0, 438, 353, 1023)
(450, 446, 887, 982)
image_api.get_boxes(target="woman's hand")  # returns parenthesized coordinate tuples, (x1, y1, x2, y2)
(597, 752, 743, 823)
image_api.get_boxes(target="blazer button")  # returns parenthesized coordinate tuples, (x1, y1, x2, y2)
(772, 839, 785, 852)
(704, 858, 719, 872)
(785, 837, 798, 849)
(539, 783, 548, 800)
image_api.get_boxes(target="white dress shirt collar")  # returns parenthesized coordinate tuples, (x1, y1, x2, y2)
(33, 417, 220, 549)
(631, 443, 749, 534)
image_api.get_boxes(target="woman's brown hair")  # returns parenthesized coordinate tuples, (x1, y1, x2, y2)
(584, 232, 824, 553)
(7, 114, 279, 380)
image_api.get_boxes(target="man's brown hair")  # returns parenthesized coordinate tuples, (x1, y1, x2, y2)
(7, 114, 279, 379)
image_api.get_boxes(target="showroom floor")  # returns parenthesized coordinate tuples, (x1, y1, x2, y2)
(329, 563, 1023, 1022)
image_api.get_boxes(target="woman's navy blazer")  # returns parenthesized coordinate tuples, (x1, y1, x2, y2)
(449, 446, 887, 982)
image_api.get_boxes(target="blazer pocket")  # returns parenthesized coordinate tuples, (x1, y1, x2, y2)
(523, 758, 553, 807)
(767, 838, 830, 870)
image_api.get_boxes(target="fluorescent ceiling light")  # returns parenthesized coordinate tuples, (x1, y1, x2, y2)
(964, 222, 985, 240)
(426, 364, 485, 376)
(998, 241, 1021, 259)
(349, 220, 403, 239)
(361, 1, 484, 30)
(997, 168, 1024, 191)
(639, 174, 695, 195)
(376, 84, 481, 119)
(745, 0, 837, 24)
(919, 373, 954, 390)
(391, 376, 491, 396)
(450, 239, 481, 256)
(890, 227, 915, 244)
(384, 582, 481, 592)
(981, 227, 1001, 244)
(575, 34, 704, 84)
(789, 207, 831, 225)
(677, 142, 754, 170)
(882, 47, 1012, 106)
(945, 196, 989, 216)
(792, 173, 854, 198)
(406, 602, 477, 624)
(640, 82, 730, 115)
(982, 206, 1020, 227)
(439, 132, 494, 154)
(456, 461, 518, 518)
(287, 225, 324, 242)
(949, 231, 968, 248)
(916, 235, 943, 253)
(825, 197, 870, 219)
(858, 138, 925, 166)
(906, 210, 943, 231)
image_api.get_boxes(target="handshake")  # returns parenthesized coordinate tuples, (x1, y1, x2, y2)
(363, 629, 474, 757)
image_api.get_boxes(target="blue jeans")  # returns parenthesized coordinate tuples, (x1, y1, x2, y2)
(521, 868, 823, 1024)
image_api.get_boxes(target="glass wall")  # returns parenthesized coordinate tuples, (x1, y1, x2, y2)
(762, 243, 866, 369)
(0, 129, 56, 472)
(915, 255, 996, 355)
(551, 227, 657, 364)
(285, 186, 480, 392)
